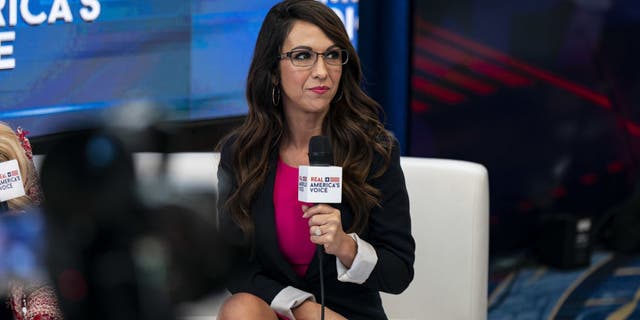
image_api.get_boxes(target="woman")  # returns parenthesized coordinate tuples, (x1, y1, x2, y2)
(216, 1, 415, 319)
(0, 122, 63, 320)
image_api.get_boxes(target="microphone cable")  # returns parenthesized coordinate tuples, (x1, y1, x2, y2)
(318, 246, 325, 320)
(307, 135, 335, 320)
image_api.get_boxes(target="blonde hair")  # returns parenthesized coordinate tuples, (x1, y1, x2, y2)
(0, 122, 39, 211)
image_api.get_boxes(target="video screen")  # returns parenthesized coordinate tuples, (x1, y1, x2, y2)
(0, 0, 359, 137)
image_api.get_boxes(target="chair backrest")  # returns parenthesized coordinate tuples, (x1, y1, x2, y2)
(133, 152, 221, 189)
(381, 157, 489, 320)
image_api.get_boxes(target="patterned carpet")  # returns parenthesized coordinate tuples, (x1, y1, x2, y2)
(489, 252, 640, 320)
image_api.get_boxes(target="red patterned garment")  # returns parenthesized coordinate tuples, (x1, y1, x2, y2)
(14, 127, 43, 206)
(9, 283, 63, 320)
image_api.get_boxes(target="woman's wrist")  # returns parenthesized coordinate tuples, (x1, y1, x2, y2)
(335, 233, 357, 268)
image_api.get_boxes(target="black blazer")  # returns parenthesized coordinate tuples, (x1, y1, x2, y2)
(217, 137, 415, 319)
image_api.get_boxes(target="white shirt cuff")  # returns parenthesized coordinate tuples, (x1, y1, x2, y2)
(270, 286, 315, 320)
(336, 233, 378, 284)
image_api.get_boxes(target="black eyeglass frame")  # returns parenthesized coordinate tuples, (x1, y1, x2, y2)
(277, 48, 349, 67)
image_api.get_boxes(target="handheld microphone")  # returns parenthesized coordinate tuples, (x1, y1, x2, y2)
(0, 159, 26, 213)
(298, 136, 342, 320)
(298, 136, 342, 203)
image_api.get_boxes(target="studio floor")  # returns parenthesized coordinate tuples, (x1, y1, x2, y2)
(488, 252, 640, 320)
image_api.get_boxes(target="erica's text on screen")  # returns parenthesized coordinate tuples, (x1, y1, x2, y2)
(0, 0, 101, 70)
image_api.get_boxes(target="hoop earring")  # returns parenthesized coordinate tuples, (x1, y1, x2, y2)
(272, 86, 281, 106)
(333, 89, 343, 103)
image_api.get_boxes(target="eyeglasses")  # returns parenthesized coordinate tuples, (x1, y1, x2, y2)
(278, 48, 349, 67)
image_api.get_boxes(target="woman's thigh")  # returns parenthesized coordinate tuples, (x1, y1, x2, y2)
(217, 292, 278, 320)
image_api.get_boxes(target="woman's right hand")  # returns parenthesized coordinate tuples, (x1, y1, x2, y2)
(292, 300, 347, 320)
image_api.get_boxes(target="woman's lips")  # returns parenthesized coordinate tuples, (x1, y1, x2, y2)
(310, 86, 329, 94)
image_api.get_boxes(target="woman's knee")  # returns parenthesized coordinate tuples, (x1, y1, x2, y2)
(217, 293, 277, 320)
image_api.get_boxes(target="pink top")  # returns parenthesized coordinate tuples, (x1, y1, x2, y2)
(274, 158, 315, 277)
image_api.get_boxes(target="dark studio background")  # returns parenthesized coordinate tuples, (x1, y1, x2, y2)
(406, 0, 640, 256)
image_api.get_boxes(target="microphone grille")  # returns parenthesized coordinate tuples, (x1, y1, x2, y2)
(308, 136, 332, 166)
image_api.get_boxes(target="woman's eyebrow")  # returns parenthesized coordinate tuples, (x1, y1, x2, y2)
(288, 45, 313, 51)
(287, 44, 339, 51)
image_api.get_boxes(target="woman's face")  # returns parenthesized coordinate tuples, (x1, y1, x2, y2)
(278, 20, 343, 117)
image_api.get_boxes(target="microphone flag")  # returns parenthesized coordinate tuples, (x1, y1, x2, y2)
(0, 159, 26, 202)
(298, 165, 342, 203)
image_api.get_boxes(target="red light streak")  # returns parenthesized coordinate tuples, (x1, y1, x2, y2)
(414, 55, 497, 95)
(411, 99, 430, 112)
(417, 19, 612, 109)
(415, 35, 532, 87)
(412, 76, 467, 104)
(626, 120, 640, 136)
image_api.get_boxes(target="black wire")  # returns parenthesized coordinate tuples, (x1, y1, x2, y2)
(318, 245, 325, 320)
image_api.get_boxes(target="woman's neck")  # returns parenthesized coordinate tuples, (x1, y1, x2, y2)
(280, 110, 326, 166)
(282, 110, 325, 150)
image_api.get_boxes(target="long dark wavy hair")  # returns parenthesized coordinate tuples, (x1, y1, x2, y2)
(218, 0, 394, 239)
